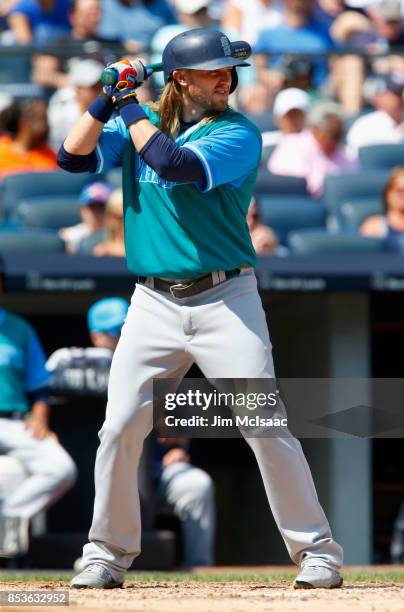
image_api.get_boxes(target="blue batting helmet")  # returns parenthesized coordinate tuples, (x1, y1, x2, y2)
(87, 297, 129, 337)
(162, 28, 251, 93)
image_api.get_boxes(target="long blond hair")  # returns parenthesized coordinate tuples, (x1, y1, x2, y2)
(149, 76, 224, 139)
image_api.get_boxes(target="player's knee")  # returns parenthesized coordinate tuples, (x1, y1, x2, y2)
(46, 449, 77, 487)
(59, 455, 77, 487)
(189, 470, 215, 503)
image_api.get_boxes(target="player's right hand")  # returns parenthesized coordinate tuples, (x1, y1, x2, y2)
(103, 59, 147, 107)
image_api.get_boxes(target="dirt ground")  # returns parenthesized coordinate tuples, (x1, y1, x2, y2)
(1, 576, 404, 612)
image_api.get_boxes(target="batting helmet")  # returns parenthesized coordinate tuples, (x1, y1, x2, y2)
(87, 297, 129, 337)
(162, 28, 251, 94)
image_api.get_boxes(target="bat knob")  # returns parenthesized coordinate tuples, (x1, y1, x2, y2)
(101, 67, 118, 87)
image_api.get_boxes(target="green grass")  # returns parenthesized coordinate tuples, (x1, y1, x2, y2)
(1, 569, 404, 583)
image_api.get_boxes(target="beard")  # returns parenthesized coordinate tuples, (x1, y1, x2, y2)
(188, 85, 229, 113)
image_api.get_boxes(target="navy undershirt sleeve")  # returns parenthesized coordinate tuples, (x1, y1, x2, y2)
(139, 131, 206, 186)
(57, 144, 98, 173)
(27, 386, 50, 405)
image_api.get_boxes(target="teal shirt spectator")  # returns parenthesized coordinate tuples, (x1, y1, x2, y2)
(95, 106, 261, 278)
(98, 0, 176, 47)
(0, 308, 51, 413)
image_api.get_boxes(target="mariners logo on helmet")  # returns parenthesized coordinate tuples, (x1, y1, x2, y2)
(162, 28, 251, 94)
(220, 35, 232, 57)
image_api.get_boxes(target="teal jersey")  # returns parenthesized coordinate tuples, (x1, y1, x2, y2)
(0, 309, 51, 413)
(96, 106, 262, 278)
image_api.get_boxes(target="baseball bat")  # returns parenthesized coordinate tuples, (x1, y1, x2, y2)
(101, 62, 163, 87)
(100, 41, 251, 87)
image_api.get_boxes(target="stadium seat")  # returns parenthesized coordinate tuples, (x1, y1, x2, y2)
(392, 233, 404, 254)
(339, 200, 383, 231)
(323, 170, 389, 222)
(0, 229, 65, 254)
(287, 229, 385, 255)
(0, 84, 46, 99)
(1, 171, 101, 222)
(358, 144, 404, 170)
(0, 56, 31, 84)
(13, 197, 82, 230)
(255, 172, 308, 195)
(260, 145, 276, 169)
(258, 195, 326, 244)
(76, 230, 107, 254)
(246, 111, 276, 133)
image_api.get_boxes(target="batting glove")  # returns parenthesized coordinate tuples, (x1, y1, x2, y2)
(103, 59, 150, 128)
(103, 59, 147, 108)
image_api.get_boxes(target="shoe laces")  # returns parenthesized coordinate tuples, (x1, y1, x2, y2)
(86, 564, 109, 576)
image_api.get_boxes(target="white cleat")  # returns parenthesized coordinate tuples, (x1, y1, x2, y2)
(294, 565, 343, 589)
(0, 505, 29, 558)
(70, 563, 124, 589)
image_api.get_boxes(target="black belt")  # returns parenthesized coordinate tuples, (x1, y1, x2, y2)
(137, 269, 240, 299)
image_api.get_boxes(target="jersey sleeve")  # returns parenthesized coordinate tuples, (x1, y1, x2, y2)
(182, 124, 261, 192)
(25, 330, 52, 392)
(8, 0, 35, 19)
(95, 116, 127, 173)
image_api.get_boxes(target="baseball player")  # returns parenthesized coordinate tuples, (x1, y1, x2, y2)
(0, 307, 77, 557)
(48, 297, 215, 568)
(59, 28, 343, 589)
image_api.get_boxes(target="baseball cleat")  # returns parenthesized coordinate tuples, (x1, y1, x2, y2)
(70, 563, 123, 589)
(294, 566, 343, 589)
(0, 502, 29, 558)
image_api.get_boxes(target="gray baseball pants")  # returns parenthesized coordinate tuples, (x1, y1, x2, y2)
(82, 270, 343, 578)
(0, 419, 77, 518)
(159, 462, 215, 567)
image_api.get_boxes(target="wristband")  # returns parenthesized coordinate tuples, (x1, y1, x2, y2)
(88, 93, 114, 123)
(119, 100, 148, 128)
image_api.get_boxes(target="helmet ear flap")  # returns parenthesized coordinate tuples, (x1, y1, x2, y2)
(230, 67, 238, 94)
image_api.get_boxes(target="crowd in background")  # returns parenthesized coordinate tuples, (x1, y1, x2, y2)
(0, 0, 404, 254)
(2, 0, 404, 569)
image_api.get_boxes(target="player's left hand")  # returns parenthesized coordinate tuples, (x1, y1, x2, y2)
(103, 59, 147, 108)
(24, 417, 58, 441)
(162, 448, 190, 467)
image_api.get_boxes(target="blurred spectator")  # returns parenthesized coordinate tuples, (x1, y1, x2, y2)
(0, 307, 76, 558)
(366, 0, 404, 48)
(48, 59, 104, 149)
(247, 196, 278, 253)
(254, 0, 334, 96)
(331, 0, 404, 113)
(278, 55, 315, 91)
(221, 0, 283, 45)
(263, 86, 310, 146)
(151, 0, 215, 89)
(313, 0, 346, 31)
(391, 500, 404, 563)
(47, 297, 215, 568)
(360, 166, 404, 251)
(7, 0, 71, 45)
(0, 99, 57, 178)
(59, 182, 111, 254)
(32, 0, 113, 90)
(346, 75, 404, 158)
(97, 0, 176, 52)
(93, 188, 125, 257)
(269, 100, 357, 197)
(332, 0, 404, 50)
